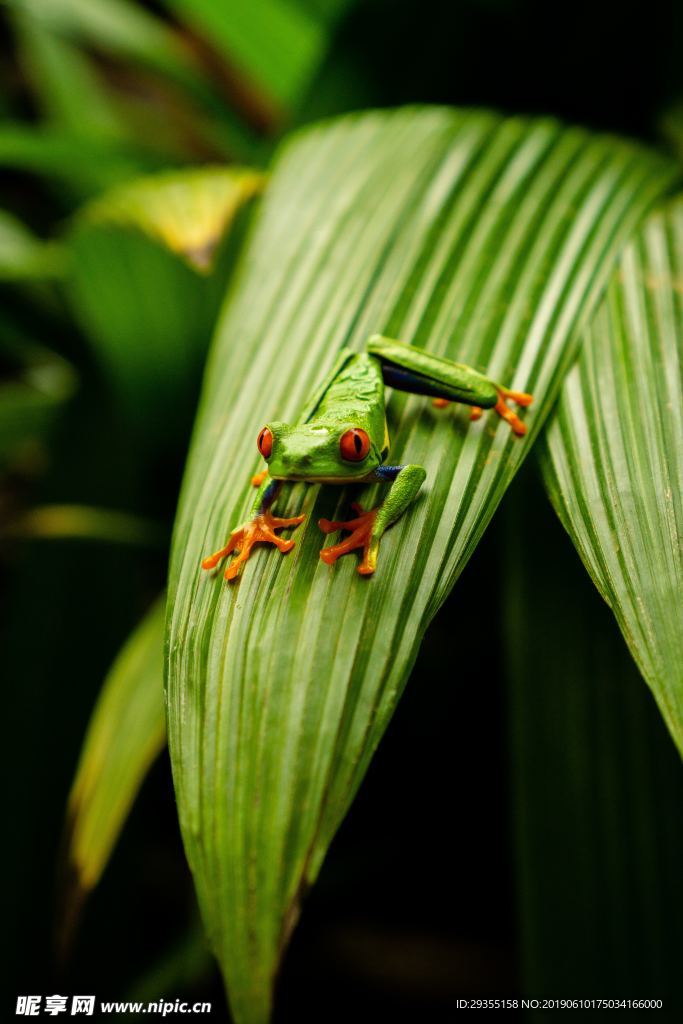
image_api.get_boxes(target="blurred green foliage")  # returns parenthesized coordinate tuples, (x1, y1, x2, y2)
(1, 1, 682, 1021)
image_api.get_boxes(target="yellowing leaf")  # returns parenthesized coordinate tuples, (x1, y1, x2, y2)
(85, 166, 265, 272)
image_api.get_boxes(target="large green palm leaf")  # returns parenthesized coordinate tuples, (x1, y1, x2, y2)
(165, 107, 677, 1023)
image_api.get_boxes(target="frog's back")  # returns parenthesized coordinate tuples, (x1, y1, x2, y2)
(306, 352, 385, 431)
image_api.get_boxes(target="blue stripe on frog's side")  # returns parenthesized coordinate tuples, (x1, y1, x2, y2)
(373, 465, 404, 482)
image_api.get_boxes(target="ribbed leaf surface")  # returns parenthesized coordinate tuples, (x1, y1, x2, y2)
(165, 108, 678, 1023)
(541, 199, 683, 754)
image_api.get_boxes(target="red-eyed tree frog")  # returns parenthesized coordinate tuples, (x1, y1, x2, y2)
(201, 335, 533, 579)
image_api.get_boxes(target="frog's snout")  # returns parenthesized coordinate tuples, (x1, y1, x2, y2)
(269, 425, 336, 480)
(281, 450, 311, 471)
(269, 447, 311, 478)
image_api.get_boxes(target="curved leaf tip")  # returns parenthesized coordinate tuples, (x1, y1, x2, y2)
(83, 166, 266, 272)
(541, 196, 683, 755)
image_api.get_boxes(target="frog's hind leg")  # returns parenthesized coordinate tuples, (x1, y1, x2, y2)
(367, 334, 533, 436)
(368, 334, 497, 408)
(380, 360, 533, 434)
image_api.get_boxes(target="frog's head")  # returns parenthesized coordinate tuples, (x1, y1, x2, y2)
(257, 420, 381, 482)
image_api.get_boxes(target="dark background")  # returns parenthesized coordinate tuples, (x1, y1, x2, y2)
(2, 1, 683, 1019)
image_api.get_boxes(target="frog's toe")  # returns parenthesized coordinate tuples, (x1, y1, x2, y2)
(201, 509, 305, 581)
(493, 386, 534, 436)
(502, 387, 533, 407)
(267, 513, 306, 530)
(201, 533, 239, 571)
(223, 544, 252, 580)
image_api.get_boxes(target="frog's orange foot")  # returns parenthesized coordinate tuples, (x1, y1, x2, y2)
(201, 510, 306, 581)
(251, 469, 268, 487)
(494, 387, 533, 436)
(319, 502, 379, 576)
(435, 398, 485, 421)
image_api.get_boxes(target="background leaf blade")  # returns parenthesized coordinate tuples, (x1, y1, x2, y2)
(65, 165, 263, 445)
(165, 0, 353, 114)
(540, 198, 683, 753)
(65, 597, 166, 902)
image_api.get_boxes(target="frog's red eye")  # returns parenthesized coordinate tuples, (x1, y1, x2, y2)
(340, 428, 370, 462)
(257, 427, 273, 459)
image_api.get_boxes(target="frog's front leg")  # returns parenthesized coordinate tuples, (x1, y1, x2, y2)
(201, 476, 305, 581)
(319, 464, 426, 576)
